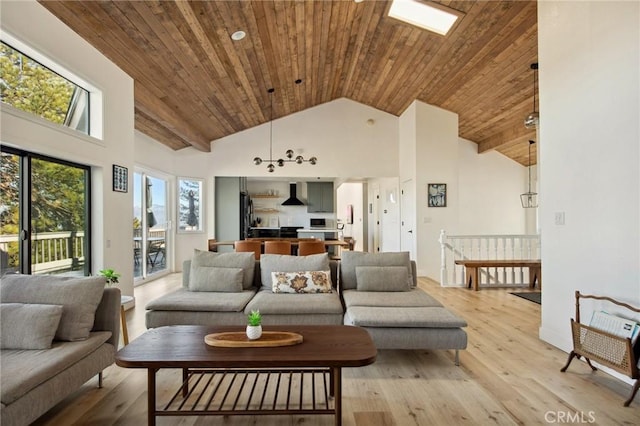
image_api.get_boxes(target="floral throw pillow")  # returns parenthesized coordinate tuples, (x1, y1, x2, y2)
(271, 271, 333, 294)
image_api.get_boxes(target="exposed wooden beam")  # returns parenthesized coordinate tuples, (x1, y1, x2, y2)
(135, 85, 211, 152)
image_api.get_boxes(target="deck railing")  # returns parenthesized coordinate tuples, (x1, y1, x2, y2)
(439, 229, 541, 287)
(0, 231, 85, 274)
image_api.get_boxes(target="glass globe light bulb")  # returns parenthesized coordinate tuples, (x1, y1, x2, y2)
(253, 157, 262, 165)
(295, 155, 304, 164)
(309, 156, 317, 165)
(285, 149, 294, 159)
(267, 163, 275, 173)
(277, 159, 285, 167)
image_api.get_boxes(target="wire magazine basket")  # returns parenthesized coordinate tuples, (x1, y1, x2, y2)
(560, 291, 639, 406)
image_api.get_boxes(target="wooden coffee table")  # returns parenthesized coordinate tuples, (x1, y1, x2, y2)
(115, 325, 376, 426)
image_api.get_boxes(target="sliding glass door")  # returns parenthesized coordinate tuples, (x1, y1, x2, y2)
(133, 171, 169, 281)
(1, 147, 90, 276)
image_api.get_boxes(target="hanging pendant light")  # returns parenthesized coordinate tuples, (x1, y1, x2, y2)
(520, 140, 538, 208)
(524, 63, 539, 129)
(253, 87, 317, 173)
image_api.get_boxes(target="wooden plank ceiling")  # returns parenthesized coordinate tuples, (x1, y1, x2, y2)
(39, 0, 538, 166)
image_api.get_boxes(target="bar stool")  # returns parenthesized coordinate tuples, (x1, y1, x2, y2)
(264, 240, 292, 255)
(234, 240, 262, 259)
(297, 240, 326, 256)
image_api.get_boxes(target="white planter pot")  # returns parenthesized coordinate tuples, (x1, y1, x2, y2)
(246, 325, 262, 340)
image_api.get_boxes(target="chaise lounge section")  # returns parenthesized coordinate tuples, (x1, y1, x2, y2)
(339, 251, 468, 364)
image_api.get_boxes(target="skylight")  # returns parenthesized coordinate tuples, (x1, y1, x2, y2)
(388, 0, 461, 36)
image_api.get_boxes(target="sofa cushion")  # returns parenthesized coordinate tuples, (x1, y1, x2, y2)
(272, 271, 333, 293)
(260, 253, 330, 291)
(0, 331, 112, 405)
(1, 274, 106, 341)
(245, 290, 344, 316)
(191, 250, 255, 290)
(0, 303, 63, 350)
(145, 288, 256, 312)
(189, 265, 244, 292)
(340, 251, 413, 290)
(342, 288, 443, 308)
(355, 266, 410, 292)
(345, 306, 468, 328)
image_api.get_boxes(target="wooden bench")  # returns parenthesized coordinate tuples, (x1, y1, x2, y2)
(454, 259, 541, 291)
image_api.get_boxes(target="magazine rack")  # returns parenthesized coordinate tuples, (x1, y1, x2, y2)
(560, 291, 640, 406)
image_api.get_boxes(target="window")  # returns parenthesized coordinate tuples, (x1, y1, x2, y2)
(0, 146, 91, 277)
(0, 41, 90, 135)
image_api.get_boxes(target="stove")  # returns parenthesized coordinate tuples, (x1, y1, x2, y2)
(280, 226, 303, 238)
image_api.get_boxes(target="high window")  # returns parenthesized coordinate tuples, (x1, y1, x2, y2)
(0, 146, 91, 277)
(0, 41, 90, 135)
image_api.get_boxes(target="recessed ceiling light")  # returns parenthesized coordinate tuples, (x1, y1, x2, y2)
(231, 30, 246, 41)
(388, 0, 461, 36)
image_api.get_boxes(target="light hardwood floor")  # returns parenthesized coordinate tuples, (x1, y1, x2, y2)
(33, 275, 640, 425)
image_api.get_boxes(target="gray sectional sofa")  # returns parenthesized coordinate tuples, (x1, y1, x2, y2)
(146, 250, 467, 363)
(1, 274, 121, 426)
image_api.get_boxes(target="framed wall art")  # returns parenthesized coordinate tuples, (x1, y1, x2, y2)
(112, 164, 128, 193)
(177, 177, 204, 233)
(427, 183, 447, 207)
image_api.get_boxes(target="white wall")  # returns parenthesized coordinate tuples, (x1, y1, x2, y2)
(1, 1, 136, 298)
(399, 101, 528, 279)
(208, 98, 399, 179)
(414, 103, 460, 279)
(538, 0, 640, 383)
(457, 138, 527, 234)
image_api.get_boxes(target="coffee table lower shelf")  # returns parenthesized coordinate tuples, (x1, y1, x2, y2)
(151, 368, 337, 422)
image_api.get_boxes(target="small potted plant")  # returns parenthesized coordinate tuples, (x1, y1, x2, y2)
(246, 310, 262, 340)
(99, 268, 121, 287)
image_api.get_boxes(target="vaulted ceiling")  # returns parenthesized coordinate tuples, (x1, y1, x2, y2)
(39, 0, 538, 165)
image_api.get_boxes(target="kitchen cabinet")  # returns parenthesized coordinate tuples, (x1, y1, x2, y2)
(307, 182, 334, 213)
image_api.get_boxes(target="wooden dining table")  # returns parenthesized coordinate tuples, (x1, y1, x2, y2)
(208, 238, 354, 256)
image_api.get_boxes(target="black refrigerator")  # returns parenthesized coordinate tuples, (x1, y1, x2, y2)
(240, 191, 252, 240)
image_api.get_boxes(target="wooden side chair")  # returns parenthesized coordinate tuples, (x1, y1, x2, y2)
(234, 240, 262, 260)
(297, 240, 326, 256)
(264, 240, 292, 255)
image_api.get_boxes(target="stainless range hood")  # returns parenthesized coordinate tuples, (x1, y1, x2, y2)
(281, 183, 304, 206)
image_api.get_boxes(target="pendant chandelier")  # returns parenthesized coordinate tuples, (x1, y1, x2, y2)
(520, 140, 538, 208)
(524, 63, 539, 129)
(253, 88, 317, 173)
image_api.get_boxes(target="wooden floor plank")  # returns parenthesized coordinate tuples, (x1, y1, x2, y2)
(29, 274, 640, 425)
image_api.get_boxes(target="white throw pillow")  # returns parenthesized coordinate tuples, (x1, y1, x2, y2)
(260, 253, 330, 290)
(271, 271, 333, 293)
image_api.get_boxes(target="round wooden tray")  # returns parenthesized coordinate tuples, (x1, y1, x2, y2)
(204, 331, 303, 348)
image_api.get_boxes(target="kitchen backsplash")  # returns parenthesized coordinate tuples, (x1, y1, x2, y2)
(247, 180, 336, 228)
